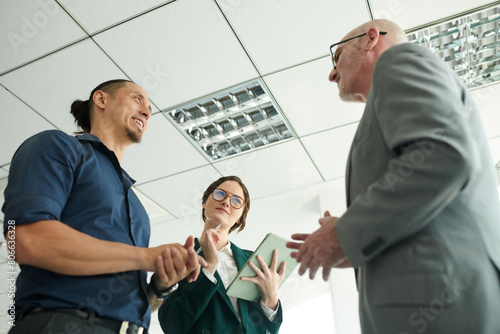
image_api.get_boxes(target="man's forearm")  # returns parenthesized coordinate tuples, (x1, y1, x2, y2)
(14, 220, 185, 276)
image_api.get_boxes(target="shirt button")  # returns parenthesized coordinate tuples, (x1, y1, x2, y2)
(265, 330, 271, 334)
(201, 329, 210, 334)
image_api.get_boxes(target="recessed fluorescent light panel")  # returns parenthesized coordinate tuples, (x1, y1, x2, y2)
(163, 80, 295, 161)
(407, 4, 500, 89)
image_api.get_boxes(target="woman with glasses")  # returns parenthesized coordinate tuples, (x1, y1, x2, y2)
(158, 176, 285, 334)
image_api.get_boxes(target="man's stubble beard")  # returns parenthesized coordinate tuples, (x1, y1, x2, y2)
(126, 128, 142, 143)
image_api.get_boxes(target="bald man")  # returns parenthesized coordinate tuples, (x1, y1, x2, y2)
(287, 20, 500, 334)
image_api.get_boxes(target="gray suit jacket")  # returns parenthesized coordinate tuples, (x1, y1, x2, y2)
(336, 43, 500, 334)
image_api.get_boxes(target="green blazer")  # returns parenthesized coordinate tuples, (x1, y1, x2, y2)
(158, 239, 282, 334)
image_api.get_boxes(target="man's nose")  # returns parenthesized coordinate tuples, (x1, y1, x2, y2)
(329, 67, 338, 82)
(141, 108, 151, 120)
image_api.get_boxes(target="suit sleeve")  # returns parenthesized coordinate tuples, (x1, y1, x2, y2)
(243, 300, 283, 334)
(335, 45, 477, 267)
(157, 273, 220, 333)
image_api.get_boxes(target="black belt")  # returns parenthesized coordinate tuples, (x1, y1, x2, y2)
(22, 308, 145, 334)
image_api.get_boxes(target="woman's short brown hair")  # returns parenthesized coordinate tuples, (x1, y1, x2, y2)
(201, 176, 250, 234)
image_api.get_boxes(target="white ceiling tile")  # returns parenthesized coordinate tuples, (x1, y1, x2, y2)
(0, 168, 8, 180)
(122, 114, 209, 184)
(0, 0, 86, 73)
(219, 0, 371, 75)
(0, 39, 129, 134)
(371, 0, 494, 30)
(0, 87, 55, 165)
(301, 124, 358, 181)
(61, 0, 173, 34)
(93, 0, 258, 110)
(136, 165, 221, 219)
(472, 84, 500, 139)
(131, 187, 176, 225)
(264, 57, 364, 136)
(213, 139, 323, 199)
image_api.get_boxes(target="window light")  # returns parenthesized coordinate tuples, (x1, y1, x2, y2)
(407, 4, 500, 89)
(163, 80, 295, 161)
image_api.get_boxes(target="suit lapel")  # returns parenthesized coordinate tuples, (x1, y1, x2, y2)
(230, 243, 248, 271)
(231, 243, 250, 330)
(345, 143, 354, 207)
(195, 238, 241, 319)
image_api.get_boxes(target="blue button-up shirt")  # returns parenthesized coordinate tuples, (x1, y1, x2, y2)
(2, 130, 151, 329)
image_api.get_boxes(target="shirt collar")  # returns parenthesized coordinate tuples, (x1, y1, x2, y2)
(75, 133, 136, 187)
(75, 133, 102, 145)
(220, 241, 233, 256)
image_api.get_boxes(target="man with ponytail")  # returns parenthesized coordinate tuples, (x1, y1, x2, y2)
(3, 79, 206, 334)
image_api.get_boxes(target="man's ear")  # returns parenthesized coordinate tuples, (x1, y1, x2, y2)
(92, 90, 108, 110)
(365, 27, 381, 51)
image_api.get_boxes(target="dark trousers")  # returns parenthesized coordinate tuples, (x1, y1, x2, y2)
(9, 309, 124, 334)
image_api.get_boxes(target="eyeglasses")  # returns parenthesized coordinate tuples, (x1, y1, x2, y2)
(212, 188, 245, 209)
(330, 31, 387, 69)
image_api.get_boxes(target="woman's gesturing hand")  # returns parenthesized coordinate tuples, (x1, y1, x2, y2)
(199, 228, 220, 275)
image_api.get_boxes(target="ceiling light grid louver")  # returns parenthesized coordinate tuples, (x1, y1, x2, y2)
(407, 4, 500, 89)
(163, 80, 295, 161)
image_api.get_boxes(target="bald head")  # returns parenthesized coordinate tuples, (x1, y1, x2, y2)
(329, 19, 408, 102)
(346, 19, 408, 48)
